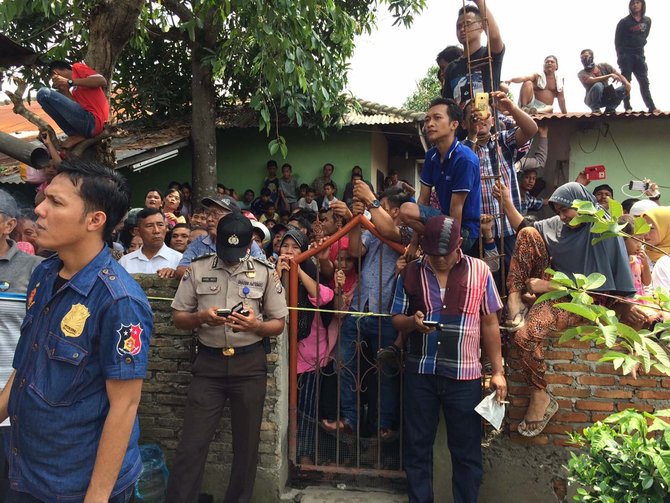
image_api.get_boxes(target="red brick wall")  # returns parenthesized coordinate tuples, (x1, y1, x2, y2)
(507, 331, 669, 446)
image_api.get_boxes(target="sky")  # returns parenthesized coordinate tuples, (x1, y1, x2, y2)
(347, 0, 669, 112)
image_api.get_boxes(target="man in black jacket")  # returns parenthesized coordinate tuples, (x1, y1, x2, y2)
(615, 0, 659, 113)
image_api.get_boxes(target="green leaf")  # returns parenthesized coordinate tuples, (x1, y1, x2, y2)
(633, 217, 651, 236)
(600, 325, 618, 347)
(268, 139, 279, 156)
(555, 302, 598, 322)
(591, 232, 621, 245)
(536, 289, 569, 304)
(583, 273, 607, 291)
(284, 60, 295, 74)
(608, 198, 623, 220)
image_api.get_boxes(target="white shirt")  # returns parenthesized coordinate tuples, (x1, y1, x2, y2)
(652, 255, 670, 291)
(118, 244, 182, 274)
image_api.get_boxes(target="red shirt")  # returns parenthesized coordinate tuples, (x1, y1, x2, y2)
(71, 62, 109, 136)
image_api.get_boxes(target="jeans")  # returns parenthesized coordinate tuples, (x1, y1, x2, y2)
(618, 52, 656, 111)
(35, 87, 95, 137)
(404, 373, 482, 503)
(6, 484, 135, 502)
(338, 314, 399, 431)
(584, 82, 627, 113)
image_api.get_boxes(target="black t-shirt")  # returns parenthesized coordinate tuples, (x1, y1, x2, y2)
(441, 45, 505, 106)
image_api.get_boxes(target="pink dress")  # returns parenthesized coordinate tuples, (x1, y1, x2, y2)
(297, 284, 338, 374)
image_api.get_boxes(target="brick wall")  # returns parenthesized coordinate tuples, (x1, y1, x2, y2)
(507, 330, 669, 447)
(134, 275, 288, 502)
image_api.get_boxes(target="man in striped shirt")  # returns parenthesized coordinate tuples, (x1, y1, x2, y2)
(391, 215, 506, 503)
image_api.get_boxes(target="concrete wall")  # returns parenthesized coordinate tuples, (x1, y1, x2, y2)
(123, 126, 374, 207)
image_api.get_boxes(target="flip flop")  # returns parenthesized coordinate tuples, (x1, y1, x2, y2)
(502, 306, 528, 332)
(517, 397, 559, 437)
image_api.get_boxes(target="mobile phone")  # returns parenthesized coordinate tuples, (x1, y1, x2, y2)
(474, 92, 490, 119)
(584, 165, 606, 181)
(216, 309, 232, 317)
(231, 302, 250, 317)
(422, 320, 443, 330)
(629, 180, 650, 191)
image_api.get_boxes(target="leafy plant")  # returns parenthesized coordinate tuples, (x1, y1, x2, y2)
(567, 409, 670, 502)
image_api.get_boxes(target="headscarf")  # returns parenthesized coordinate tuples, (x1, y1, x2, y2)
(327, 236, 357, 293)
(642, 206, 670, 264)
(279, 229, 332, 340)
(534, 182, 635, 295)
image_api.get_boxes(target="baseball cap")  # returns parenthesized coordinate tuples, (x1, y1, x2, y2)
(422, 215, 461, 256)
(216, 212, 253, 262)
(202, 195, 240, 213)
(251, 220, 271, 245)
(0, 191, 19, 219)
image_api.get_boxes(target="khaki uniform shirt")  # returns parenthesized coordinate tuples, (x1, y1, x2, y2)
(172, 254, 288, 348)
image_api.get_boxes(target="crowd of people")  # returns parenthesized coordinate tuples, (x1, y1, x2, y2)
(0, 1, 666, 503)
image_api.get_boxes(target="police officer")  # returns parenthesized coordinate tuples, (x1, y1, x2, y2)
(167, 212, 288, 503)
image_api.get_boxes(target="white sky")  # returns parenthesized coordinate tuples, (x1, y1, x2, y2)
(347, 0, 669, 112)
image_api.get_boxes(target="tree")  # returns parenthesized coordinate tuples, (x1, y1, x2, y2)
(402, 65, 441, 112)
(1, 0, 427, 202)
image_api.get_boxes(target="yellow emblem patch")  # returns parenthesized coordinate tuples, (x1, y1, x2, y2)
(61, 303, 91, 338)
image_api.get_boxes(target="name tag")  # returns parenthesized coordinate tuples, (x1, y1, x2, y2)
(201, 277, 218, 283)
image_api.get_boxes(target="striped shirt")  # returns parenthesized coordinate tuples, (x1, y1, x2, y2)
(463, 129, 522, 238)
(520, 193, 544, 215)
(391, 255, 502, 380)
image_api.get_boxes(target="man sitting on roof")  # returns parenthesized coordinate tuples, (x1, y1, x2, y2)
(504, 55, 567, 115)
(36, 60, 109, 149)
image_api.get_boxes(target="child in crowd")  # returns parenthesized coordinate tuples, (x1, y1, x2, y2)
(251, 188, 272, 218)
(260, 204, 279, 224)
(263, 159, 280, 205)
(619, 215, 651, 296)
(239, 189, 255, 211)
(278, 163, 300, 212)
(320, 182, 338, 210)
(189, 206, 208, 228)
(298, 187, 319, 213)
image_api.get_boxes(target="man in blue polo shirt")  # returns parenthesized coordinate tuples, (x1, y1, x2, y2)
(391, 215, 506, 503)
(400, 97, 480, 254)
(0, 159, 153, 503)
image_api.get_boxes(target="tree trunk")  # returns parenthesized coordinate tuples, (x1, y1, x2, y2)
(86, 0, 145, 86)
(190, 16, 219, 203)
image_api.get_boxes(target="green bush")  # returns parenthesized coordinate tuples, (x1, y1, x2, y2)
(567, 409, 670, 502)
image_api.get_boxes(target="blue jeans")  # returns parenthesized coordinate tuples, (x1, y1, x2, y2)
(36, 87, 96, 137)
(618, 52, 656, 111)
(6, 484, 135, 502)
(404, 373, 482, 503)
(338, 314, 399, 431)
(584, 82, 627, 113)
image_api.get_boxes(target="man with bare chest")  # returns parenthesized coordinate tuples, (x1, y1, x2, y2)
(504, 55, 567, 114)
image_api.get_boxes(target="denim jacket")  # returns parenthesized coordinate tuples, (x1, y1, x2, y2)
(7, 246, 153, 502)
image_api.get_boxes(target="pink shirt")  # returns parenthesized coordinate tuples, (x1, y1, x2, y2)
(297, 284, 337, 374)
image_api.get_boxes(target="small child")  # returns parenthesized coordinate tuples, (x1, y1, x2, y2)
(298, 187, 319, 213)
(260, 204, 279, 224)
(320, 182, 338, 210)
(619, 215, 651, 296)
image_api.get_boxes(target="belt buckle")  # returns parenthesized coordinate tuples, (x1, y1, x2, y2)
(222, 347, 235, 356)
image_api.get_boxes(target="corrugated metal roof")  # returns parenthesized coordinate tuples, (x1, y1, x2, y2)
(343, 100, 425, 126)
(534, 109, 669, 122)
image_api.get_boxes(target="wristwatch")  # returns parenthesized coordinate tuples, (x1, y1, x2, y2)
(368, 199, 381, 209)
(67, 79, 74, 87)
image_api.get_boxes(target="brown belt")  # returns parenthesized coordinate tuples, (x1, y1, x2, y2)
(198, 340, 263, 357)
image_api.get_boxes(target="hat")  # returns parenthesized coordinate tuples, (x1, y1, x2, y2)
(592, 184, 614, 196)
(280, 228, 309, 253)
(629, 199, 658, 217)
(216, 213, 253, 262)
(0, 191, 19, 219)
(202, 195, 240, 213)
(251, 221, 271, 246)
(422, 215, 461, 256)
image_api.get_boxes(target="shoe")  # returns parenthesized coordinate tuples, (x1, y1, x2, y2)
(604, 107, 616, 114)
(320, 419, 354, 436)
(649, 108, 661, 114)
(517, 397, 558, 437)
(624, 108, 633, 113)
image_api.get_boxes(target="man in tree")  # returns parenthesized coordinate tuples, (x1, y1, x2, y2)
(36, 60, 109, 149)
(442, 0, 504, 107)
(504, 55, 567, 114)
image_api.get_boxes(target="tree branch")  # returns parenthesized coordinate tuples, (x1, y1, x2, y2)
(5, 78, 59, 147)
(162, 0, 193, 23)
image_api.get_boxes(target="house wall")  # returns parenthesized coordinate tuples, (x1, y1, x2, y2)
(567, 117, 670, 203)
(123, 127, 374, 206)
(369, 128, 389, 191)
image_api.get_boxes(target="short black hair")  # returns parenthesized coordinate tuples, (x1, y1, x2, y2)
(323, 162, 334, 172)
(267, 159, 278, 168)
(56, 159, 130, 241)
(192, 205, 207, 215)
(427, 97, 463, 125)
(306, 186, 316, 194)
(216, 183, 226, 190)
(324, 181, 334, 190)
(457, 5, 481, 18)
(48, 60, 72, 74)
(244, 189, 255, 197)
(381, 187, 411, 209)
(299, 183, 310, 191)
(544, 55, 559, 64)
(145, 188, 163, 200)
(137, 207, 164, 226)
(172, 222, 190, 231)
(436, 45, 464, 64)
(622, 198, 639, 214)
(167, 180, 182, 190)
(261, 188, 272, 197)
(281, 163, 292, 171)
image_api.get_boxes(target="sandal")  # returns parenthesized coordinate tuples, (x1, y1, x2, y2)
(502, 305, 528, 332)
(517, 397, 558, 437)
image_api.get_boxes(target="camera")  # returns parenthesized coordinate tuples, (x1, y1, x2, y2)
(629, 180, 650, 191)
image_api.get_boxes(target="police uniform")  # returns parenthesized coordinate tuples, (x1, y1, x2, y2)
(7, 246, 153, 502)
(167, 213, 287, 503)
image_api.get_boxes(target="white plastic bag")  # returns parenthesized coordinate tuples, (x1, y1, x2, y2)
(475, 391, 505, 430)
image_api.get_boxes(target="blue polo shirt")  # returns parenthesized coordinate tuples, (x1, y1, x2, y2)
(420, 139, 481, 238)
(7, 246, 153, 501)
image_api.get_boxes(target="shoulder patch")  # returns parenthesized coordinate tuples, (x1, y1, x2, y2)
(192, 253, 216, 263)
(252, 256, 275, 269)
